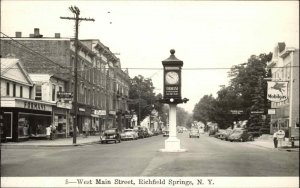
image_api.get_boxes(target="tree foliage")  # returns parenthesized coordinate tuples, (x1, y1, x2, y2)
(129, 75, 164, 123)
(192, 52, 272, 131)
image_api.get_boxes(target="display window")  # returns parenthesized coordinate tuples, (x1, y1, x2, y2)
(18, 113, 51, 138)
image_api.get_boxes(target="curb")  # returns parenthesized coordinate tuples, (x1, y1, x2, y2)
(1, 141, 100, 149)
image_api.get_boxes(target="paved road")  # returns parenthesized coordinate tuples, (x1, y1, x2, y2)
(1, 133, 298, 176)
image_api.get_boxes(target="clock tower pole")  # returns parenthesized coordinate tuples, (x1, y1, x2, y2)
(160, 49, 188, 152)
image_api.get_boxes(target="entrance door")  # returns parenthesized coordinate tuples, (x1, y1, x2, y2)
(4, 112, 13, 139)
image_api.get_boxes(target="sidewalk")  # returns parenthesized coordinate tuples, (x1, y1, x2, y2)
(1, 136, 101, 149)
(247, 134, 299, 152)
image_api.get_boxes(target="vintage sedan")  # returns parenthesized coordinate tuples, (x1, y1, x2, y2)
(121, 129, 138, 141)
(189, 129, 200, 138)
(100, 129, 121, 144)
(228, 128, 254, 142)
(163, 130, 169, 137)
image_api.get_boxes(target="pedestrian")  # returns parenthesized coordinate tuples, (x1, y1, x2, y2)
(46, 125, 51, 140)
(50, 124, 56, 140)
(273, 129, 278, 148)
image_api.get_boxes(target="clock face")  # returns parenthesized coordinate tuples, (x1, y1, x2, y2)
(165, 71, 179, 85)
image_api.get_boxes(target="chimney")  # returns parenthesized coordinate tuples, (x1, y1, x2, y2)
(55, 33, 61, 38)
(34, 28, 40, 37)
(15, 32, 22, 38)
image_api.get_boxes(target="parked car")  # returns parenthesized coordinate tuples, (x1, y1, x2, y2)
(228, 128, 254, 142)
(134, 126, 145, 139)
(214, 129, 226, 139)
(100, 129, 121, 144)
(120, 129, 138, 141)
(223, 128, 234, 141)
(142, 127, 150, 137)
(148, 130, 154, 137)
(189, 129, 200, 138)
(178, 128, 184, 133)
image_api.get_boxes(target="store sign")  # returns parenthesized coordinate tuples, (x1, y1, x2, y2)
(21, 101, 52, 111)
(79, 108, 85, 112)
(251, 110, 264, 114)
(267, 81, 288, 102)
(56, 101, 72, 109)
(109, 111, 116, 115)
(230, 110, 243, 115)
(125, 115, 132, 119)
(268, 109, 276, 115)
(93, 110, 106, 116)
(57, 92, 73, 100)
(24, 101, 46, 110)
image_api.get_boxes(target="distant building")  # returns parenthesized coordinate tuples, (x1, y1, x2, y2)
(267, 43, 299, 140)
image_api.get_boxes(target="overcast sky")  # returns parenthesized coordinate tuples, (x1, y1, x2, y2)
(1, 0, 299, 113)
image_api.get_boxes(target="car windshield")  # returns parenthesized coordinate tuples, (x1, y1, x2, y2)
(191, 129, 199, 133)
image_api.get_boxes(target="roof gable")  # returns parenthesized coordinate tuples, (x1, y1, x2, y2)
(1, 58, 33, 86)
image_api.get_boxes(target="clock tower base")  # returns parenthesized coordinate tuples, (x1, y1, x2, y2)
(159, 104, 187, 152)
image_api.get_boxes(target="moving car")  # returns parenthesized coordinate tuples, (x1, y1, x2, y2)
(189, 129, 200, 138)
(120, 129, 138, 141)
(228, 128, 254, 142)
(101, 129, 121, 144)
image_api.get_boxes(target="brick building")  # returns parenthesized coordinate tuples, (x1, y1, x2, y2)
(1, 28, 130, 141)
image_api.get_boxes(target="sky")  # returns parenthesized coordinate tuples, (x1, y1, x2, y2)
(1, 0, 299, 113)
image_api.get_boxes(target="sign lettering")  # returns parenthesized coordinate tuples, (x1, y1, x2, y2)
(267, 81, 288, 102)
(24, 101, 46, 111)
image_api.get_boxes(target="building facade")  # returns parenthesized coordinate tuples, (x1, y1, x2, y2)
(267, 43, 299, 140)
(0, 28, 130, 141)
(1, 58, 54, 141)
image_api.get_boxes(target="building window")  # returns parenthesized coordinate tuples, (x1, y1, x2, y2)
(6, 82, 10, 96)
(13, 84, 16, 97)
(59, 86, 62, 92)
(52, 84, 56, 101)
(35, 85, 42, 100)
(20, 86, 23, 98)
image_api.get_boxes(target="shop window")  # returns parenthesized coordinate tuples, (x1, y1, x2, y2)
(20, 86, 23, 98)
(35, 85, 42, 100)
(13, 84, 16, 97)
(6, 82, 10, 96)
(19, 113, 51, 137)
(54, 115, 67, 134)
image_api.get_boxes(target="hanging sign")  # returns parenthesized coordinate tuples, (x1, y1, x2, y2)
(267, 81, 288, 102)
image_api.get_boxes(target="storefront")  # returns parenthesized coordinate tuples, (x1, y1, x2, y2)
(91, 109, 106, 134)
(105, 110, 116, 130)
(72, 105, 92, 135)
(1, 98, 53, 142)
(270, 105, 290, 136)
(53, 102, 72, 138)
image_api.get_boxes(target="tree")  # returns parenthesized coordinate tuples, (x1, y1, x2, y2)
(129, 75, 164, 124)
(176, 107, 190, 128)
(193, 94, 216, 126)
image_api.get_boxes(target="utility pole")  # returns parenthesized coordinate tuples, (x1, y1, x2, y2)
(60, 6, 94, 144)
